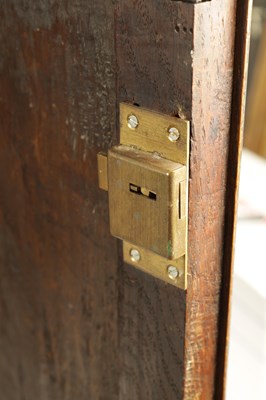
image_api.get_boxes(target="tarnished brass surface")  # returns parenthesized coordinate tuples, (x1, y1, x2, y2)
(123, 241, 186, 289)
(120, 103, 189, 165)
(97, 103, 190, 289)
(97, 152, 108, 191)
(108, 145, 186, 260)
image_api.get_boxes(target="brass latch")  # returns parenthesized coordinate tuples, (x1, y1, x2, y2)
(97, 103, 189, 289)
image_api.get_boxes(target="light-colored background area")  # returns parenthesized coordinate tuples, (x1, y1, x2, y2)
(227, 150, 266, 399)
(226, 3, 266, 397)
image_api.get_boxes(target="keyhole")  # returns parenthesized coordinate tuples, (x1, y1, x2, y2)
(129, 183, 157, 201)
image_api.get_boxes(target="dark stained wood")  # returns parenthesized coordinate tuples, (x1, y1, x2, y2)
(116, 1, 252, 399)
(0, 1, 251, 399)
(116, 3, 192, 399)
(0, 2, 119, 399)
(184, 2, 241, 398)
(176, 0, 212, 3)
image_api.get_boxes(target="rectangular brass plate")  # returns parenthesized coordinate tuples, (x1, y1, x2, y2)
(108, 145, 187, 260)
(123, 241, 187, 290)
(119, 103, 190, 289)
(120, 103, 189, 165)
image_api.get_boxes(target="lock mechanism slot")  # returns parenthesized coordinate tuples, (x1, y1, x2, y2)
(97, 103, 190, 289)
(129, 183, 157, 201)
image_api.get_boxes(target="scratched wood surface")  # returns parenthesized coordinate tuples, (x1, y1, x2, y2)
(116, 3, 192, 399)
(116, 1, 251, 399)
(0, 2, 119, 400)
(0, 1, 251, 399)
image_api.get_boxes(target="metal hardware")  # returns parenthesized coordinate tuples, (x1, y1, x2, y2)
(168, 127, 180, 142)
(167, 265, 180, 280)
(97, 152, 108, 191)
(127, 114, 139, 129)
(108, 145, 186, 260)
(124, 242, 186, 288)
(97, 103, 189, 289)
(129, 248, 141, 262)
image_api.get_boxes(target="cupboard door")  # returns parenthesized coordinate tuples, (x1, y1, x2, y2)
(0, 1, 252, 399)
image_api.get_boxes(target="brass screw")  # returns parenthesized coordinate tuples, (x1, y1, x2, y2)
(127, 114, 139, 129)
(167, 265, 179, 280)
(130, 248, 141, 262)
(168, 127, 180, 142)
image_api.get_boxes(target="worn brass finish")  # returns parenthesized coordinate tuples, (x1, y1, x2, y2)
(120, 103, 189, 165)
(123, 241, 186, 290)
(179, 180, 187, 219)
(97, 152, 108, 191)
(108, 145, 186, 260)
(97, 103, 190, 289)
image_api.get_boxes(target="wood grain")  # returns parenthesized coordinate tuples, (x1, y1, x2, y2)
(116, 3, 192, 398)
(0, 2, 119, 399)
(185, 2, 237, 398)
(0, 0, 251, 399)
(116, 1, 251, 399)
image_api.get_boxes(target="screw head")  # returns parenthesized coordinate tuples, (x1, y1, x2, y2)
(167, 265, 179, 280)
(168, 127, 180, 142)
(127, 114, 139, 129)
(130, 248, 141, 262)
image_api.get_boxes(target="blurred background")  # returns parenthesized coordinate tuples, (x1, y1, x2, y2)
(227, 1, 266, 398)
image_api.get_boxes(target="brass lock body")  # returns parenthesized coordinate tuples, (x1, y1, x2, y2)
(108, 145, 186, 260)
(97, 103, 189, 289)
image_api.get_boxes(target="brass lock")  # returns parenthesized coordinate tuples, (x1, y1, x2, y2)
(97, 103, 189, 289)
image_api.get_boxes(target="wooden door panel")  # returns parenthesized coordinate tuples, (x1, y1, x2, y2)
(0, 2, 118, 399)
(116, 4, 190, 398)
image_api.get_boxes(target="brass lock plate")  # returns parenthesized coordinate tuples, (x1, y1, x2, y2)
(108, 145, 186, 260)
(98, 103, 189, 289)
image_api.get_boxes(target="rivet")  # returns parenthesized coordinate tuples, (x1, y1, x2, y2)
(168, 127, 180, 142)
(167, 265, 179, 280)
(127, 114, 139, 129)
(130, 248, 141, 262)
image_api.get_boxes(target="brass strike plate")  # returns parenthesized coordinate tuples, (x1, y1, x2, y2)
(97, 103, 189, 289)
